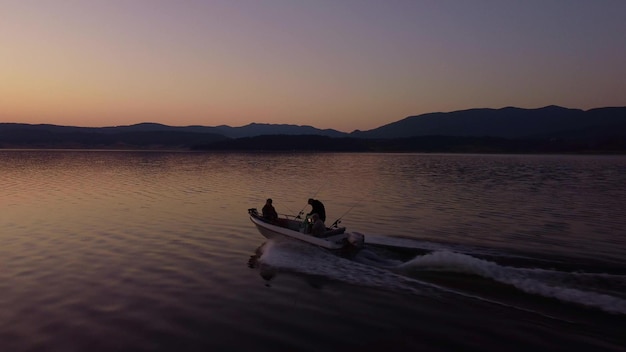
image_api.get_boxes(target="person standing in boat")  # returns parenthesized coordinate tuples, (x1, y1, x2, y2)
(310, 213, 326, 237)
(262, 198, 278, 222)
(307, 198, 326, 222)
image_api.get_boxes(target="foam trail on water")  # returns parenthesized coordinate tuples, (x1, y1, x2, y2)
(256, 239, 428, 295)
(397, 250, 626, 314)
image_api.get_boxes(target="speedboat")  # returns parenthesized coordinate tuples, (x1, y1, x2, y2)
(248, 208, 364, 251)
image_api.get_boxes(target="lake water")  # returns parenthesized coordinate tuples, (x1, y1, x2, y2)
(1, 150, 625, 351)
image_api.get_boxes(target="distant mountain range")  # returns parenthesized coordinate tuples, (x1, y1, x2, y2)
(350, 106, 626, 140)
(1, 106, 625, 152)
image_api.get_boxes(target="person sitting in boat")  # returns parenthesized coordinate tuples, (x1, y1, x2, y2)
(262, 198, 278, 222)
(309, 213, 326, 237)
(307, 198, 326, 222)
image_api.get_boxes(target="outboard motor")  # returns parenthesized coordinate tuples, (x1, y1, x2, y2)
(346, 232, 365, 249)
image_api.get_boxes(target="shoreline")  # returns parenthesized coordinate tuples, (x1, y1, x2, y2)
(1, 147, 625, 155)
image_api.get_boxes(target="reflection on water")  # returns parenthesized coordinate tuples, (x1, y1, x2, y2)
(2, 150, 626, 269)
(1, 150, 626, 351)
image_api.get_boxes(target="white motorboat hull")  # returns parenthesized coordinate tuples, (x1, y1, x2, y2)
(248, 208, 364, 251)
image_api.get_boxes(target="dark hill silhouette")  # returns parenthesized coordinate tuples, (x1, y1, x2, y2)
(213, 123, 345, 138)
(192, 134, 372, 152)
(349, 106, 626, 139)
(0, 123, 227, 149)
(191, 134, 626, 153)
(1, 105, 625, 152)
(97, 122, 345, 137)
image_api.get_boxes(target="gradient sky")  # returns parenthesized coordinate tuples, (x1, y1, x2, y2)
(2, 0, 625, 132)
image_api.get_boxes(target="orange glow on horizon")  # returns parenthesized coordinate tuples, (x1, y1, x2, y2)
(1, 1, 625, 131)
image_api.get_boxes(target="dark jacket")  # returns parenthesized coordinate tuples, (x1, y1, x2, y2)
(308, 199, 326, 222)
(262, 204, 278, 221)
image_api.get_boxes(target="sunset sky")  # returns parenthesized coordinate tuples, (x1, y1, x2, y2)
(2, 0, 625, 132)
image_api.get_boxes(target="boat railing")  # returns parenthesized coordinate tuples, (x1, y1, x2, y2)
(278, 213, 303, 220)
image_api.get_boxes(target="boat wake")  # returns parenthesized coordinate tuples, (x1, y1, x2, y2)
(392, 250, 626, 315)
(250, 236, 626, 316)
(251, 239, 429, 296)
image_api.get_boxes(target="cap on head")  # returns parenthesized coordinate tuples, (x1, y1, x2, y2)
(267, 198, 272, 203)
(308, 198, 313, 204)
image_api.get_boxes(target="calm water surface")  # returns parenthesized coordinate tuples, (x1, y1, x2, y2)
(1, 150, 625, 351)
